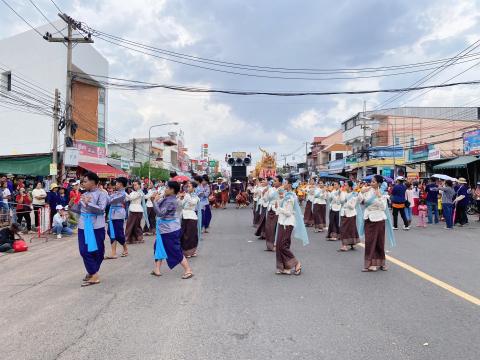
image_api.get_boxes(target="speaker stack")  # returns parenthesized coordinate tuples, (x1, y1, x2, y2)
(225, 153, 251, 180)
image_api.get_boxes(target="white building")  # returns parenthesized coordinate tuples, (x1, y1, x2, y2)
(0, 20, 108, 157)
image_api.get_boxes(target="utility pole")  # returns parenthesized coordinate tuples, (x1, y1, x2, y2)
(132, 138, 136, 162)
(52, 89, 60, 172)
(362, 116, 367, 179)
(44, 14, 93, 179)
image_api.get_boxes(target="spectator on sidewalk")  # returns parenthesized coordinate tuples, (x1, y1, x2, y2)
(58, 187, 69, 207)
(46, 183, 60, 227)
(32, 182, 47, 229)
(0, 180, 11, 223)
(425, 177, 439, 224)
(405, 182, 414, 226)
(0, 223, 21, 253)
(454, 178, 469, 226)
(439, 180, 455, 229)
(391, 177, 409, 230)
(69, 180, 81, 205)
(52, 205, 73, 239)
(15, 188, 33, 233)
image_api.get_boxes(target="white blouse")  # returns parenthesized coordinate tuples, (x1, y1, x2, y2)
(313, 188, 327, 205)
(363, 188, 387, 222)
(329, 190, 342, 211)
(126, 190, 144, 213)
(340, 192, 363, 218)
(277, 195, 295, 226)
(306, 186, 315, 202)
(180, 193, 199, 220)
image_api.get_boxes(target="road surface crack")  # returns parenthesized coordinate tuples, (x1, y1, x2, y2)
(9, 274, 57, 298)
(53, 292, 117, 360)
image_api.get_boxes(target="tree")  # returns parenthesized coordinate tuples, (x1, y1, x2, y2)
(110, 152, 121, 159)
(131, 162, 170, 181)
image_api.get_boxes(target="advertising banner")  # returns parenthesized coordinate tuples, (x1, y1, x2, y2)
(463, 129, 480, 155)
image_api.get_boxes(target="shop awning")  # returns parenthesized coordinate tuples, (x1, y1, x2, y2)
(433, 156, 479, 170)
(78, 162, 128, 178)
(0, 154, 51, 176)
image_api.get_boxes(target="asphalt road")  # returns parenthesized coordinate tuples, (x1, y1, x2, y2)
(1, 206, 479, 360)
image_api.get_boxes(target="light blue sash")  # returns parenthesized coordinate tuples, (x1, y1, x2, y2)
(154, 218, 176, 260)
(141, 195, 150, 229)
(108, 205, 123, 240)
(81, 213, 97, 252)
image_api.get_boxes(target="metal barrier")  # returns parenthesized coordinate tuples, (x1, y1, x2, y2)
(37, 205, 51, 242)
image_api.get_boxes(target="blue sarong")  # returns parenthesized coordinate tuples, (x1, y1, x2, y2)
(154, 218, 176, 260)
(81, 213, 98, 252)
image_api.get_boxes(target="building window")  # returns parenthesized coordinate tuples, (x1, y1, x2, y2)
(335, 152, 343, 160)
(97, 88, 105, 144)
(410, 137, 415, 147)
(1, 71, 12, 93)
(395, 137, 400, 146)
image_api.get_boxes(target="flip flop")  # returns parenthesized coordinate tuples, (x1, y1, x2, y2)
(182, 273, 194, 279)
(150, 271, 162, 277)
(294, 267, 302, 276)
(336, 248, 349, 252)
(104, 256, 117, 260)
(82, 275, 92, 282)
(81, 280, 100, 287)
(275, 270, 291, 275)
(191, 253, 198, 257)
(121, 253, 128, 257)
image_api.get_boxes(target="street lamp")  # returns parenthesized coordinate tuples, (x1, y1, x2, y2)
(148, 122, 179, 180)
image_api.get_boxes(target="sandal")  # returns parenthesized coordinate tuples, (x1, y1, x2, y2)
(362, 267, 378, 272)
(121, 252, 128, 257)
(276, 270, 291, 275)
(104, 256, 117, 260)
(81, 280, 100, 287)
(380, 266, 388, 271)
(182, 272, 194, 279)
(337, 248, 349, 252)
(294, 266, 302, 276)
(150, 270, 162, 277)
(191, 253, 197, 257)
(82, 274, 92, 282)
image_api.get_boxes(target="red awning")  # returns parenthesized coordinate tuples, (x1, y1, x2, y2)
(78, 162, 128, 178)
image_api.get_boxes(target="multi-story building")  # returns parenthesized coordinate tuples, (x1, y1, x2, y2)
(0, 21, 118, 178)
(309, 130, 351, 173)
(341, 107, 480, 179)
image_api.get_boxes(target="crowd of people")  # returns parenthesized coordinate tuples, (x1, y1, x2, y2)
(250, 174, 480, 274)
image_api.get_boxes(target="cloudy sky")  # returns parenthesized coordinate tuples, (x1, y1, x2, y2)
(1, 0, 480, 165)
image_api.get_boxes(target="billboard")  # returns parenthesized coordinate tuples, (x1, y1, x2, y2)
(463, 129, 480, 155)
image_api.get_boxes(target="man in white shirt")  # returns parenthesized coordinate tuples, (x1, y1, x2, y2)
(32, 181, 47, 229)
(125, 180, 146, 244)
(143, 182, 157, 235)
(52, 205, 73, 239)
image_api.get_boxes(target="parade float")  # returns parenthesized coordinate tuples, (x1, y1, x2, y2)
(253, 147, 277, 179)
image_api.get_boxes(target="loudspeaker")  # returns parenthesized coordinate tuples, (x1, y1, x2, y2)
(243, 157, 251, 166)
(231, 165, 247, 179)
(227, 157, 235, 166)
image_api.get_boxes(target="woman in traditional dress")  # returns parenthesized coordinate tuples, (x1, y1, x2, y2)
(255, 178, 269, 239)
(198, 175, 212, 233)
(275, 177, 308, 275)
(361, 175, 389, 272)
(326, 181, 342, 240)
(338, 180, 361, 252)
(264, 175, 282, 251)
(125, 180, 146, 244)
(180, 181, 200, 258)
(253, 178, 263, 226)
(303, 178, 315, 227)
(312, 181, 327, 232)
(151, 181, 193, 279)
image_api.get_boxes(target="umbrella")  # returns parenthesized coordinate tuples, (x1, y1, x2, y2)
(171, 175, 191, 182)
(363, 175, 394, 184)
(432, 174, 457, 181)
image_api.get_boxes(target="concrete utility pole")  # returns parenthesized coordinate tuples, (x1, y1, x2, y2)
(52, 89, 60, 170)
(44, 13, 93, 178)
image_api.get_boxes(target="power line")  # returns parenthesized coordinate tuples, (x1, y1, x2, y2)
(28, 0, 66, 39)
(49, 0, 62, 13)
(72, 72, 480, 97)
(0, 0, 43, 37)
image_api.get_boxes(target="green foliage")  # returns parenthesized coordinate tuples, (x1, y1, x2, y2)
(131, 162, 170, 181)
(109, 152, 121, 159)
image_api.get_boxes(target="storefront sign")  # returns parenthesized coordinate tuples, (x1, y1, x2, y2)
(409, 144, 432, 162)
(428, 149, 441, 160)
(120, 158, 130, 170)
(370, 146, 404, 159)
(64, 147, 79, 166)
(75, 140, 107, 165)
(49, 163, 57, 176)
(463, 129, 480, 155)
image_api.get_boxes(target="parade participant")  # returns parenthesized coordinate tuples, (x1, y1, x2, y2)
(312, 181, 327, 232)
(391, 177, 410, 230)
(454, 177, 469, 226)
(275, 177, 308, 275)
(255, 178, 269, 239)
(125, 180, 148, 244)
(264, 175, 282, 251)
(212, 177, 224, 208)
(221, 179, 229, 208)
(198, 175, 212, 233)
(303, 178, 315, 227)
(143, 181, 157, 235)
(252, 178, 263, 226)
(69, 172, 107, 287)
(151, 181, 193, 279)
(180, 181, 201, 258)
(326, 181, 342, 240)
(360, 175, 394, 272)
(338, 180, 362, 251)
(105, 177, 128, 259)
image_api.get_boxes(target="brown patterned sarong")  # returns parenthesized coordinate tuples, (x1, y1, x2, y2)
(125, 212, 143, 244)
(181, 218, 198, 257)
(364, 219, 386, 268)
(265, 209, 278, 251)
(275, 224, 298, 271)
(303, 200, 314, 226)
(339, 216, 360, 246)
(313, 203, 326, 229)
(327, 210, 340, 239)
(255, 206, 267, 238)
